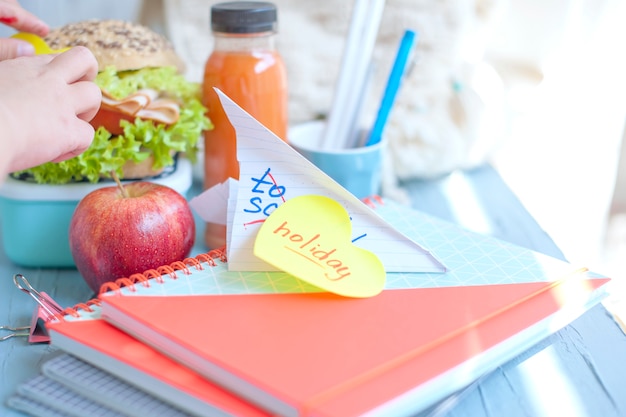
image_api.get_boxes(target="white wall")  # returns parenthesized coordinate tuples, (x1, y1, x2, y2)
(611, 129, 626, 212)
(487, 0, 626, 270)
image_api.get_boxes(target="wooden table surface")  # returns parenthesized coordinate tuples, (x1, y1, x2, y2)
(1, 164, 625, 417)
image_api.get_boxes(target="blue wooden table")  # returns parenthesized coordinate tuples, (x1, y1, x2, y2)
(1, 164, 625, 417)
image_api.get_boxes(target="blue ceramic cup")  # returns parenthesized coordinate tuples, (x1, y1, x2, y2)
(289, 121, 384, 199)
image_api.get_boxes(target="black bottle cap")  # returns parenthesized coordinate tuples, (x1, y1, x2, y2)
(211, 2, 277, 34)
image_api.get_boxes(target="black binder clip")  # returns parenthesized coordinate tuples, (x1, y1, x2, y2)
(7, 274, 64, 343)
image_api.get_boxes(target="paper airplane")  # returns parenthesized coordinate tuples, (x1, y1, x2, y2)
(191, 89, 445, 274)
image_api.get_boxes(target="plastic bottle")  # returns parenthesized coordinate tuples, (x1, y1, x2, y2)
(202, 1, 288, 249)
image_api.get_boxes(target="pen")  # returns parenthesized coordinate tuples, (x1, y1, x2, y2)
(366, 29, 417, 147)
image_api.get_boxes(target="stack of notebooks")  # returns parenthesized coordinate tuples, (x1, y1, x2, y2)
(7, 199, 610, 417)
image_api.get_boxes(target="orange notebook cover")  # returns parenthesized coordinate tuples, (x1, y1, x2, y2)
(46, 306, 273, 417)
(49, 199, 610, 417)
(100, 276, 608, 417)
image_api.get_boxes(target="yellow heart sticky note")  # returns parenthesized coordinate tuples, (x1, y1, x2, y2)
(254, 195, 386, 298)
(11, 33, 70, 55)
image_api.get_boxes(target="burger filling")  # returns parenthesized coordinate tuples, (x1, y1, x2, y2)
(12, 66, 212, 184)
(95, 89, 180, 135)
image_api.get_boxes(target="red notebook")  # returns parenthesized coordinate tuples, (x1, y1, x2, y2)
(46, 311, 273, 417)
(99, 275, 608, 417)
(50, 200, 610, 417)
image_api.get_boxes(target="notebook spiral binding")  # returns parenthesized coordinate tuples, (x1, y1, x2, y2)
(55, 247, 228, 321)
(48, 199, 377, 322)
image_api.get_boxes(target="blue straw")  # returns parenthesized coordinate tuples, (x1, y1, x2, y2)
(365, 29, 417, 147)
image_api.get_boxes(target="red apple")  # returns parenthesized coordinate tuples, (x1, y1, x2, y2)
(69, 181, 195, 293)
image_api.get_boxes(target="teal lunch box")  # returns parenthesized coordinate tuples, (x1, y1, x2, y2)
(0, 159, 192, 268)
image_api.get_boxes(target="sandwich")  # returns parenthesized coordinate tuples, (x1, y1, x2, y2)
(13, 19, 211, 184)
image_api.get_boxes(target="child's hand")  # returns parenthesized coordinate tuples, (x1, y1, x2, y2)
(0, 0, 49, 60)
(0, 46, 101, 174)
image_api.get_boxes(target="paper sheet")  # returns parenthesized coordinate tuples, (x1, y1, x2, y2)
(190, 89, 445, 274)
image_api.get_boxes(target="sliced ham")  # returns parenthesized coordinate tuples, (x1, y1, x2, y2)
(100, 89, 159, 116)
(136, 99, 180, 125)
(92, 88, 181, 134)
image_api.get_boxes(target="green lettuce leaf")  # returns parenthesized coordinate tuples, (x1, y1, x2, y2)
(12, 66, 212, 184)
(96, 66, 200, 102)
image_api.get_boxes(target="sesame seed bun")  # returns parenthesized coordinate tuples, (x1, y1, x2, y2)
(45, 20, 187, 180)
(45, 19, 185, 73)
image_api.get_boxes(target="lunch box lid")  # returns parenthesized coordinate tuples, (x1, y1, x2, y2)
(0, 158, 192, 202)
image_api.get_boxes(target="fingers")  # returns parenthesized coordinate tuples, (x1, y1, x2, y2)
(0, 38, 35, 60)
(50, 47, 102, 122)
(73, 80, 102, 123)
(0, 0, 49, 36)
(0, 2, 49, 60)
(48, 47, 102, 122)
(49, 122, 95, 164)
(49, 46, 99, 83)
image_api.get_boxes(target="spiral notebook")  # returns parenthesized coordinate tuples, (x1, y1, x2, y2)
(42, 199, 610, 417)
(10, 375, 135, 417)
(43, 287, 272, 417)
(8, 353, 194, 417)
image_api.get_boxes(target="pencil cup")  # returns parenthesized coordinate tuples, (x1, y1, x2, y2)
(289, 121, 384, 199)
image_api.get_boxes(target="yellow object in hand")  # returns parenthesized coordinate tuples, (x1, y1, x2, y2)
(11, 32, 70, 55)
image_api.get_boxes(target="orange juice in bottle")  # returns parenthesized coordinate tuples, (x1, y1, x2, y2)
(202, 1, 288, 249)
